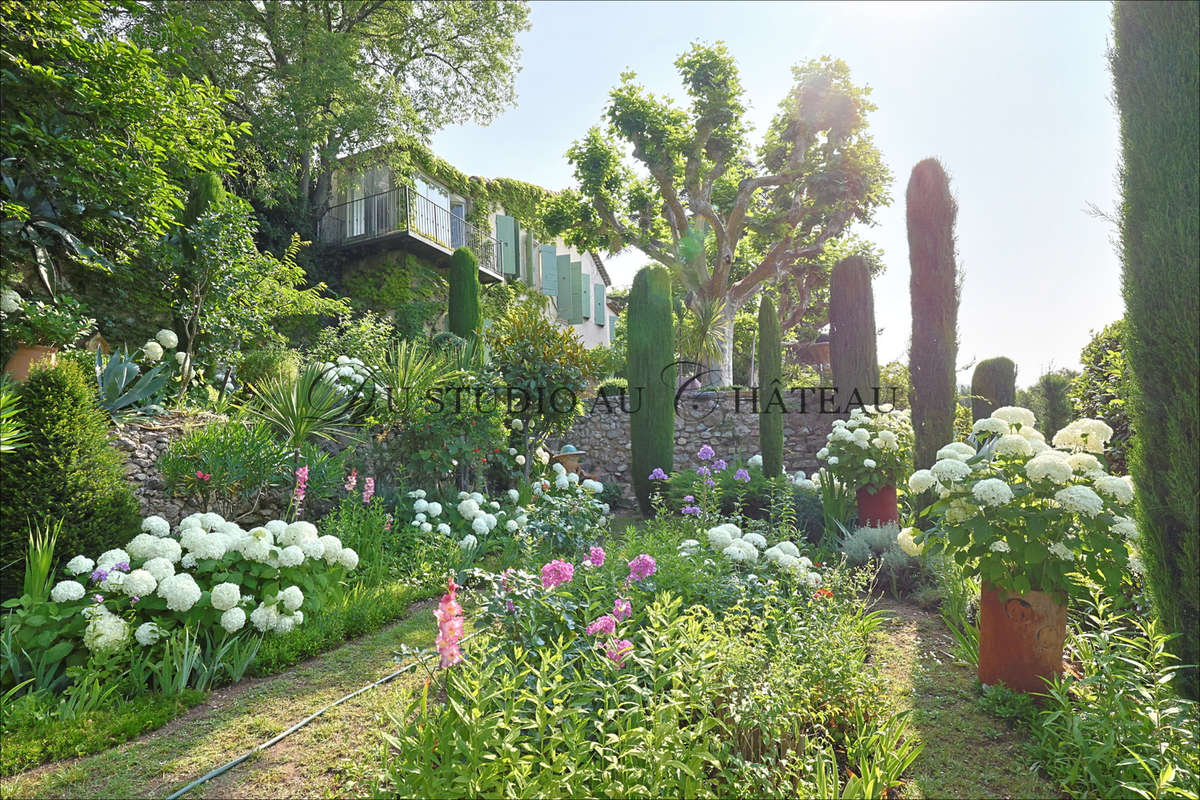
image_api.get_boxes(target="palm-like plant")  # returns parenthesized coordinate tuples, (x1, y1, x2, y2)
(677, 296, 727, 378)
(374, 339, 467, 423)
(243, 364, 370, 452)
(0, 377, 28, 454)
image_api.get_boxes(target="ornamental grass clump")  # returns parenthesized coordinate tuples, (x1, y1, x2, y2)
(912, 405, 1134, 596)
(817, 405, 915, 492)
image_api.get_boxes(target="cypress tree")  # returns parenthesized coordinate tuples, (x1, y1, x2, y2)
(757, 295, 783, 478)
(182, 172, 225, 262)
(1112, 0, 1199, 697)
(970, 357, 1016, 421)
(627, 266, 675, 516)
(829, 255, 880, 410)
(448, 247, 481, 340)
(906, 159, 960, 471)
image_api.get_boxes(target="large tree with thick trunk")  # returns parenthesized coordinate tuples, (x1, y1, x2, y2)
(544, 44, 889, 385)
(121, 0, 530, 248)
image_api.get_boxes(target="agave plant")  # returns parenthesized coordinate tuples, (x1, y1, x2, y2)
(95, 348, 170, 421)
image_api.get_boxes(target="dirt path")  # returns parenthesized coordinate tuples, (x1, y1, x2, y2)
(870, 598, 1059, 800)
(0, 601, 441, 800)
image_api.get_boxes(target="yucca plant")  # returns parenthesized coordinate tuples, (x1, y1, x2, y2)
(374, 339, 466, 423)
(243, 364, 369, 452)
(0, 376, 26, 454)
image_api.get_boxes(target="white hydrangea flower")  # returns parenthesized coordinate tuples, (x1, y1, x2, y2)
(337, 548, 358, 570)
(414, 513, 427, 524)
(552, 462, 566, 476)
(175, 350, 189, 366)
(1052, 419, 1113, 454)
(457, 499, 480, 520)
(318, 535, 343, 565)
(991, 406, 1036, 429)
(122, 569, 157, 598)
(505, 519, 518, 532)
(1067, 452, 1104, 477)
(336, 355, 350, 365)
(280, 521, 318, 547)
(242, 528, 275, 562)
(293, 610, 304, 627)
(1094, 474, 1134, 505)
(1055, 485, 1104, 517)
(805, 572, 823, 588)
(742, 532, 767, 549)
(436, 523, 451, 535)
(471, 516, 489, 535)
(896, 528, 923, 557)
(936, 442, 977, 462)
(748, 454, 764, 467)
(763, 545, 783, 564)
(141, 515, 171, 537)
(554, 475, 570, 490)
(510, 418, 524, 431)
(155, 329, 178, 349)
(189, 532, 227, 561)
(1026, 452, 1074, 485)
(988, 539, 1011, 553)
(931, 459, 971, 485)
(420, 522, 432, 533)
(180, 553, 197, 569)
(908, 470, 937, 493)
(221, 607, 247, 633)
(277, 545, 305, 567)
(154, 537, 182, 564)
(197, 512, 222, 530)
(678, 539, 701, 555)
(992, 434, 1033, 458)
(142, 341, 164, 362)
(459, 534, 478, 551)
(1048, 541, 1076, 561)
(250, 602, 280, 632)
(84, 612, 129, 654)
(426, 502, 442, 517)
(1018, 426, 1046, 443)
(581, 479, 603, 493)
(827, 456, 839, 465)
(265, 519, 288, 536)
(99, 570, 126, 593)
(65, 555, 95, 576)
(280, 585, 304, 611)
(707, 527, 735, 550)
(408, 489, 427, 499)
(413, 499, 429, 514)
(972, 417, 1010, 437)
(125, 533, 160, 561)
(211, 582, 241, 611)
(273, 614, 296, 635)
(723, 543, 747, 561)
(776, 541, 800, 558)
(863, 458, 877, 469)
(135, 622, 162, 647)
(506, 489, 520, 504)
(179, 513, 204, 531)
(157, 573, 202, 612)
(972, 478, 1014, 507)
(300, 537, 325, 560)
(97, 549, 131, 569)
(515, 454, 526, 465)
(50, 580, 85, 603)
(1113, 516, 1138, 540)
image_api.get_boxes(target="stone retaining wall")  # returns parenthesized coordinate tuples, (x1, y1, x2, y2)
(547, 390, 843, 498)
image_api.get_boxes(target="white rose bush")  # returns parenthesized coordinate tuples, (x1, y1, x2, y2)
(911, 406, 1133, 596)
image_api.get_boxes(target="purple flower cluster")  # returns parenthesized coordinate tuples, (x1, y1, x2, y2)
(540, 559, 575, 590)
(734, 468, 751, 482)
(697, 444, 715, 461)
(627, 554, 657, 582)
(696, 465, 711, 477)
(681, 505, 702, 516)
(613, 598, 632, 620)
(712, 459, 727, 472)
(89, 568, 108, 584)
(648, 467, 669, 481)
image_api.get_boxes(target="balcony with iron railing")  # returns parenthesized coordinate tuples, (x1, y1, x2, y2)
(318, 186, 504, 282)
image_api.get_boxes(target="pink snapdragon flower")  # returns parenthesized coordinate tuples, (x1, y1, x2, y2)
(585, 614, 618, 636)
(540, 559, 574, 590)
(293, 466, 309, 513)
(434, 578, 464, 668)
(344, 469, 358, 492)
(605, 639, 634, 668)
(627, 553, 657, 582)
(613, 597, 632, 620)
(362, 477, 375, 504)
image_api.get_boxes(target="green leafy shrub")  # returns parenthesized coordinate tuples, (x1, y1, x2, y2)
(237, 347, 300, 389)
(663, 463, 824, 542)
(0, 362, 139, 590)
(627, 266, 674, 515)
(970, 357, 1015, 421)
(159, 418, 286, 519)
(1017, 368, 1077, 442)
(1069, 320, 1133, 474)
(306, 311, 397, 367)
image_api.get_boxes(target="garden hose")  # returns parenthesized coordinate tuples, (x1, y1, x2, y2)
(163, 625, 485, 800)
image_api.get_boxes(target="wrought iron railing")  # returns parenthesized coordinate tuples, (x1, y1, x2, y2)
(319, 186, 503, 275)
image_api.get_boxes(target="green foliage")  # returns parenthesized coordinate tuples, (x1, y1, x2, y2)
(627, 266, 675, 515)
(757, 296, 783, 477)
(549, 44, 890, 383)
(447, 247, 481, 340)
(1112, 0, 1200, 697)
(0, 362, 139, 590)
(306, 311, 398, 368)
(0, 297, 95, 348)
(0, 0, 236, 289)
(664, 466, 824, 542)
(970, 357, 1016, 421)
(1069, 320, 1133, 474)
(880, 360, 912, 409)
(94, 348, 171, 421)
(243, 365, 367, 453)
(0, 376, 27, 454)
(129, 1, 530, 245)
(236, 347, 300, 390)
(158, 418, 287, 518)
(340, 255, 444, 337)
(1016, 367, 1077, 440)
(1026, 593, 1199, 798)
(906, 158, 960, 471)
(829, 255, 880, 405)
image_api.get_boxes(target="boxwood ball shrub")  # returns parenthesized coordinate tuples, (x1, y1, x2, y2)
(0, 361, 140, 593)
(970, 357, 1016, 421)
(627, 266, 675, 516)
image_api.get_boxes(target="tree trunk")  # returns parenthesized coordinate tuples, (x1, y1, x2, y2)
(718, 297, 736, 387)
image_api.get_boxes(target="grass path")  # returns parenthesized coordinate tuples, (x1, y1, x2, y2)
(0, 600, 444, 800)
(871, 599, 1059, 800)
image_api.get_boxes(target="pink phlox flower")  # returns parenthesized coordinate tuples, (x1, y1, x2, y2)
(605, 638, 634, 668)
(585, 614, 618, 636)
(540, 559, 574, 590)
(584, 546, 606, 568)
(613, 597, 632, 620)
(627, 553, 657, 582)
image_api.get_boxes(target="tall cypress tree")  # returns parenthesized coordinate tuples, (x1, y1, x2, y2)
(1112, 0, 1199, 697)
(829, 255, 880, 409)
(906, 159, 960, 471)
(627, 266, 675, 516)
(971, 357, 1016, 421)
(448, 247, 481, 340)
(757, 295, 783, 478)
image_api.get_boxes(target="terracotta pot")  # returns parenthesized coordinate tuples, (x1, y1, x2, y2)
(3, 344, 57, 382)
(856, 484, 898, 526)
(978, 580, 1067, 693)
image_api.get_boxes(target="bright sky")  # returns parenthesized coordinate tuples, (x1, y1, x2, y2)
(432, 0, 1123, 386)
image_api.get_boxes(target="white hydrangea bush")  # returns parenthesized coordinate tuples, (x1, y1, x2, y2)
(45, 512, 359, 656)
(317, 355, 378, 400)
(817, 406, 914, 491)
(699, 522, 826, 587)
(911, 405, 1134, 596)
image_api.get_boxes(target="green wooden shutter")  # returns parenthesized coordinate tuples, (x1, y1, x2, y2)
(541, 245, 557, 295)
(524, 234, 537, 286)
(556, 254, 571, 316)
(594, 283, 606, 325)
(568, 260, 583, 323)
(581, 276, 590, 319)
(496, 215, 518, 276)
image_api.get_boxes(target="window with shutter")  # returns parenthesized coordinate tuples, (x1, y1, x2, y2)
(541, 245, 558, 296)
(582, 277, 590, 319)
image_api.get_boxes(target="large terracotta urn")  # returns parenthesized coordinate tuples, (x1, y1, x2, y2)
(978, 580, 1067, 693)
(3, 344, 57, 382)
(856, 484, 899, 526)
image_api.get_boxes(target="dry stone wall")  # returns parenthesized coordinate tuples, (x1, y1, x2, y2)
(547, 390, 843, 499)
